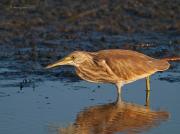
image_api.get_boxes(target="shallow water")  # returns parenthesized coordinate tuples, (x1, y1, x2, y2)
(0, 71, 180, 134)
(0, 30, 180, 134)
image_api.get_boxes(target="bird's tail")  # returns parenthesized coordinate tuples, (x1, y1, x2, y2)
(161, 57, 180, 61)
(155, 57, 180, 71)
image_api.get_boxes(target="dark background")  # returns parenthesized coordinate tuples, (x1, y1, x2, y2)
(0, 0, 179, 83)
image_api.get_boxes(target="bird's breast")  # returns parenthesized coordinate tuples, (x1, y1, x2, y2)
(75, 65, 117, 83)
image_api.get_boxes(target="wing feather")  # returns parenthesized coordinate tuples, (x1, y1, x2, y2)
(95, 49, 159, 83)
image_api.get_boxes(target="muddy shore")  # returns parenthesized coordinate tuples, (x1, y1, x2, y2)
(0, 0, 179, 86)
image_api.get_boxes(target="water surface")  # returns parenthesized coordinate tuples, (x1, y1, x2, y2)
(0, 72, 180, 134)
(0, 31, 179, 134)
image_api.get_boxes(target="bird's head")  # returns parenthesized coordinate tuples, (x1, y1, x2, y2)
(45, 51, 92, 69)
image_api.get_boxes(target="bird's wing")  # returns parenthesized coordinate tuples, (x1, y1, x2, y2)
(95, 50, 158, 82)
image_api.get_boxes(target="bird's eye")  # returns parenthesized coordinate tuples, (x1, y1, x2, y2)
(72, 56, 75, 59)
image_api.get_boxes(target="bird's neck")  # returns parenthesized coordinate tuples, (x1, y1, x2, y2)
(75, 54, 94, 67)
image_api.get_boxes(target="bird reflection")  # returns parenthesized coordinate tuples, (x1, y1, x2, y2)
(56, 99, 169, 134)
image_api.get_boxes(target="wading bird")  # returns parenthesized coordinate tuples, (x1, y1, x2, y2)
(46, 49, 179, 100)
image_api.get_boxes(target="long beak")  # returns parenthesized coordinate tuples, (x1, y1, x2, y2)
(45, 57, 72, 69)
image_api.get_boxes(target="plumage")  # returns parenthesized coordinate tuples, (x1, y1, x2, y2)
(46, 49, 175, 100)
(75, 49, 169, 84)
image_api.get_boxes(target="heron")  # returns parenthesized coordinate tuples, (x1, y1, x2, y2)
(46, 49, 179, 100)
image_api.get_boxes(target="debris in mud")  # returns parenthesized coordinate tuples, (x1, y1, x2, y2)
(19, 78, 36, 90)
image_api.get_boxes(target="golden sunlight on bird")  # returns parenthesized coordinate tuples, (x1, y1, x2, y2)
(46, 49, 179, 99)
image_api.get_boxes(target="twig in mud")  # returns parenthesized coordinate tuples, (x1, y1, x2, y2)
(10, 6, 36, 10)
(66, 5, 108, 23)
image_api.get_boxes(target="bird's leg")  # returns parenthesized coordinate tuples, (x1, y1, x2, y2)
(145, 90, 150, 107)
(146, 76, 150, 91)
(145, 76, 150, 106)
(115, 83, 122, 102)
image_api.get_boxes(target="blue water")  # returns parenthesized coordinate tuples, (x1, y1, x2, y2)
(0, 71, 179, 134)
